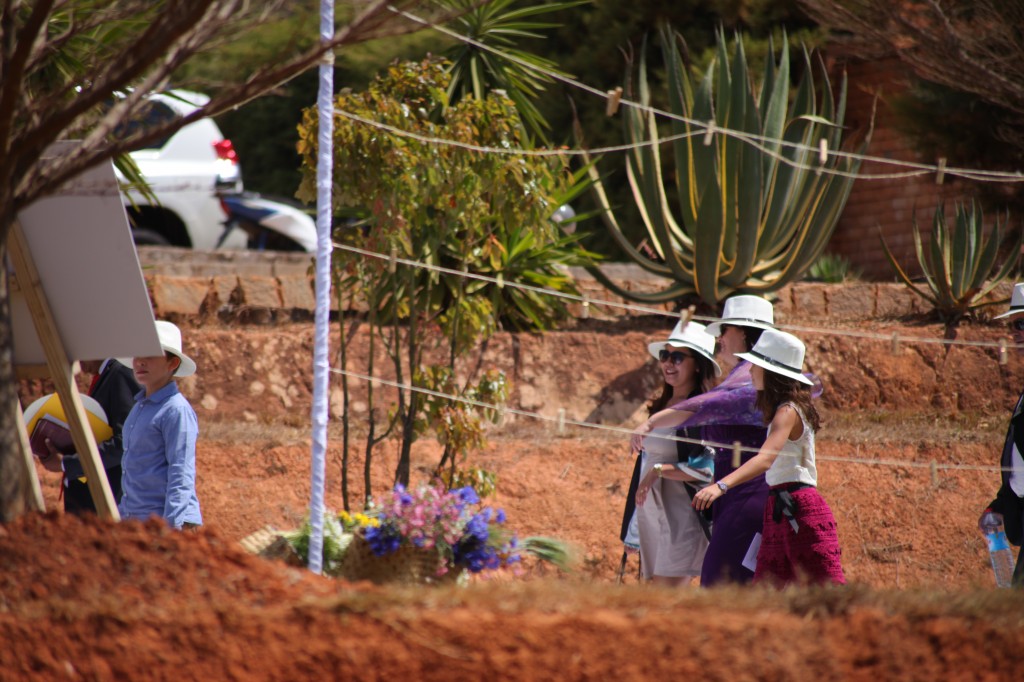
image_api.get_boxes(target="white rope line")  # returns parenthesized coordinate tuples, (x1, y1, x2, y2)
(329, 365, 1012, 474)
(334, 108, 704, 156)
(331, 240, 1024, 352)
(386, 5, 1024, 185)
(335, 103, 938, 182)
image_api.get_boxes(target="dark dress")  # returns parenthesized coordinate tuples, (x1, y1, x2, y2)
(987, 387, 1024, 587)
(669, 361, 768, 586)
(700, 423, 768, 585)
(63, 359, 141, 514)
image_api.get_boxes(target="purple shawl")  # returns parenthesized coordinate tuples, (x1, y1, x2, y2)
(668, 361, 823, 430)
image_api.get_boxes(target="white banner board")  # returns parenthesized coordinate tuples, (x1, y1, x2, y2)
(11, 145, 162, 365)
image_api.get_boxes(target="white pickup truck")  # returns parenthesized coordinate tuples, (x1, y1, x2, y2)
(121, 90, 247, 249)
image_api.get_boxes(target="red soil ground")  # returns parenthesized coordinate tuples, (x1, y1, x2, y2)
(5, 316, 1024, 679)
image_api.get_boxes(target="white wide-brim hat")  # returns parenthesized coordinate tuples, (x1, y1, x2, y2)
(648, 320, 722, 377)
(994, 283, 1024, 320)
(736, 328, 812, 385)
(153, 320, 196, 377)
(705, 295, 775, 337)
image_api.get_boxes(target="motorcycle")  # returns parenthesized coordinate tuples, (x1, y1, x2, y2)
(217, 192, 317, 253)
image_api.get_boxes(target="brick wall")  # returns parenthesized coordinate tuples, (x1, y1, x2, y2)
(825, 57, 967, 280)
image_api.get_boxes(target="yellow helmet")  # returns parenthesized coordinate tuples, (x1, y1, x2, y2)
(23, 393, 113, 444)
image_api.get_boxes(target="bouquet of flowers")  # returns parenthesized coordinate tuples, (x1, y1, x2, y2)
(336, 483, 520, 583)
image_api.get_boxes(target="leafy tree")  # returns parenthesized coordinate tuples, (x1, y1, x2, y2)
(0, 0, 432, 522)
(799, 0, 1024, 116)
(296, 57, 590, 490)
(175, 4, 451, 197)
(799, 0, 1024, 211)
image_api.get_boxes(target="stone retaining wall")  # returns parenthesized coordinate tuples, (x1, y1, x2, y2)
(141, 247, 1000, 324)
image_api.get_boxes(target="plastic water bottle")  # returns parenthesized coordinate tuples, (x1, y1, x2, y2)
(979, 509, 1016, 588)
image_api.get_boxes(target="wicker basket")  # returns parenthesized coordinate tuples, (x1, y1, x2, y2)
(335, 535, 464, 586)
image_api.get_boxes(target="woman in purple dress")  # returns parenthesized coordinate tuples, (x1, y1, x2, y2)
(632, 296, 774, 585)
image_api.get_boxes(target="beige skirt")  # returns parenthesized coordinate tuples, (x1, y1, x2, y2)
(637, 429, 710, 579)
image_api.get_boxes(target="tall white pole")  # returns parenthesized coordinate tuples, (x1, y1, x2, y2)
(308, 0, 335, 575)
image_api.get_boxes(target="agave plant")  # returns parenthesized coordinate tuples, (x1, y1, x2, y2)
(586, 26, 871, 306)
(880, 201, 1022, 324)
(807, 252, 860, 283)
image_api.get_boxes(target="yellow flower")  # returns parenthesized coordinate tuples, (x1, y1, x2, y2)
(353, 513, 380, 528)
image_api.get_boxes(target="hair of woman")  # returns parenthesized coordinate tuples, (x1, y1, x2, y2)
(755, 370, 821, 432)
(740, 326, 765, 351)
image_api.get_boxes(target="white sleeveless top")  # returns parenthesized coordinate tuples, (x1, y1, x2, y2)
(764, 403, 817, 487)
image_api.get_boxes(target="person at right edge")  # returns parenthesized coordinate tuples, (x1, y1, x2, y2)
(980, 282, 1024, 587)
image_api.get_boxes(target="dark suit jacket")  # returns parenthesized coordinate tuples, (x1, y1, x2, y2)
(63, 359, 141, 479)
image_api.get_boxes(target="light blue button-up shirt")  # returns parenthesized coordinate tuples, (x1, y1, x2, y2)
(118, 381, 201, 528)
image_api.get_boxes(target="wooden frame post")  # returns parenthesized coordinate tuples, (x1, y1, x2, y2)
(8, 220, 119, 520)
(14, 400, 45, 512)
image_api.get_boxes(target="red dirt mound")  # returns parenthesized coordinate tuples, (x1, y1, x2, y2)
(8, 313, 1024, 678)
(3, 513, 1024, 681)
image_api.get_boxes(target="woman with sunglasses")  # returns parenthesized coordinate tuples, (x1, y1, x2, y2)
(633, 295, 781, 586)
(625, 320, 721, 585)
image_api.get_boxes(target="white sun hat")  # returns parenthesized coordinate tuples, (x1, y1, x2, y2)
(704, 295, 775, 337)
(735, 328, 812, 385)
(647, 320, 722, 376)
(151, 320, 197, 377)
(994, 283, 1024, 320)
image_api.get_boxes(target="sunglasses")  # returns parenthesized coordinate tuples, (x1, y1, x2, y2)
(659, 349, 695, 365)
(1010, 319, 1024, 332)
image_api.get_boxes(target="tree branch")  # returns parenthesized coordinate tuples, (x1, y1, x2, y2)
(9, 0, 432, 213)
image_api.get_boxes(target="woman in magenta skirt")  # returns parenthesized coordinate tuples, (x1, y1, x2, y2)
(692, 329, 845, 586)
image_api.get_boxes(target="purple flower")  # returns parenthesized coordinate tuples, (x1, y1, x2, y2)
(454, 486, 480, 505)
(365, 522, 401, 556)
(359, 483, 518, 574)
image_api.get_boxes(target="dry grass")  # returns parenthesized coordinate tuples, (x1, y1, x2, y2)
(312, 579, 1024, 625)
(814, 408, 1002, 445)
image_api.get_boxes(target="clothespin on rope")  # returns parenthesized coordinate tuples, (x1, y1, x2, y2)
(605, 87, 623, 116)
(388, 245, 398, 274)
(935, 157, 947, 185)
(731, 441, 742, 468)
(679, 304, 696, 328)
(930, 460, 939, 488)
(557, 407, 566, 435)
(816, 139, 828, 176)
(495, 273, 504, 289)
(999, 338, 1009, 365)
(703, 120, 716, 146)
(581, 298, 590, 320)
(557, 147, 570, 168)
(891, 332, 900, 355)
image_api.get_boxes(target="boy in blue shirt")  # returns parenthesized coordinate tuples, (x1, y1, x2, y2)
(118, 321, 202, 530)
